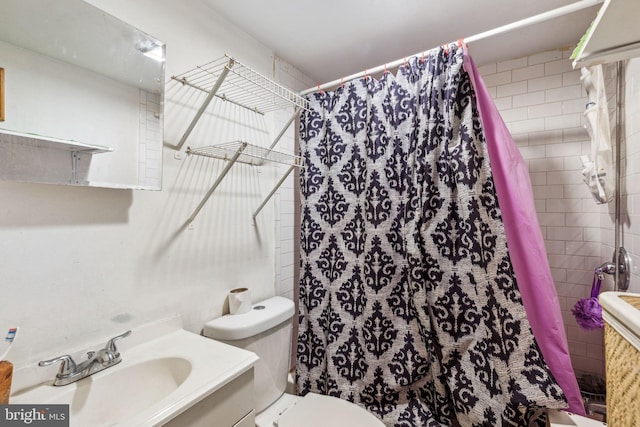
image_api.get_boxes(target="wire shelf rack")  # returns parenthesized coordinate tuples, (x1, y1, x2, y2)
(171, 54, 309, 115)
(187, 141, 301, 168)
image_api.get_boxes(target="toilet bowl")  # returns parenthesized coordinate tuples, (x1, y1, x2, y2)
(547, 409, 606, 426)
(203, 296, 385, 427)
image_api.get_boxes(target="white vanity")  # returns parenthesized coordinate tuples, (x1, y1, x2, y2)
(10, 316, 258, 427)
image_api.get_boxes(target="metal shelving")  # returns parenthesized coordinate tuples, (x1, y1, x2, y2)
(172, 55, 306, 224)
(186, 141, 301, 167)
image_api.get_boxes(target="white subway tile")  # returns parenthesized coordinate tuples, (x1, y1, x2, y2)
(537, 212, 565, 226)
(546, 142, 582, 158)
(518, 143, 547, 159)
(583, 227, 601, 242)
(564, 155, 583, 170)
(562, 70, 582, 86)
(483, 71, 512, 88)
(497, 81, 528, 98)
(529, 157, 564, 172)
(528, 50, 564, 65)
(631, 194, 640, 214)
(528, 75, 563, 92)
(528, 102, 562, 119)
(512, 64, 545, 82)
(557, 295, 568, 311)
(562, 98, 588, 114)
(497, 56, 528, 72)
(582, 199, 608, 213)
(532, 185, 564, 199)
(493, 97, 512, 111)
(512, 133, 529, 146)
(566, 269, 594, 285)
(547, 199, 583, 212)
(528, 129, 563, 146)
(600, 228, 614, 246)
(565, 212, 601, 227)
(551, 268, 568, 283)
(545, 113, 582, 131)
(564, 184, 592, 199)
(547, 226, 583, 241)
(511, 118, 545, 134)
(563, 127, 589, 143)
(547, 170, 584, 185)
(534, 199, 546, 212)
(549, 254, 585, 270)
(530, 172, 547, 186)
(568, 340, 588, 357)
(546, 240, 566, 255)
(500, 107, 528, 122)
(545, 59, 574, 76)
(512, 91, 545, 107)
(587, 344, 605, 361)
(546, 85, 583, 103)
(628, 151, 640, 175)
(565, 241, 601, 257)
(478, 63, 497, 76)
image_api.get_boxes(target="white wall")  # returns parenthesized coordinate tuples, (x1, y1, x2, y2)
(0, 0, 304, 367)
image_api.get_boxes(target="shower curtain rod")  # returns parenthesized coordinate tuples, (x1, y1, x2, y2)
(300, 0, 603, 96)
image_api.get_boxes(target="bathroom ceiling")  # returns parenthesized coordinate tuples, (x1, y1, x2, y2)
(201, 0, 601, 87)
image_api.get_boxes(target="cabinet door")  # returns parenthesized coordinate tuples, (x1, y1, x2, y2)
(164, 368, 255, 427)
(233, 409, 255, 427)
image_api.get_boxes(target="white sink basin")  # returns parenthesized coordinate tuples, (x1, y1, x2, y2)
(20, 358, 191, 426)
(11, 316, 258, 427)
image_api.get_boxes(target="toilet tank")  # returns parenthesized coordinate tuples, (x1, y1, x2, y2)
(203, 296, 295, 413)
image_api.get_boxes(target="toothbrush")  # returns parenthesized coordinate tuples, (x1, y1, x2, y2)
(0, 327, 18, 360)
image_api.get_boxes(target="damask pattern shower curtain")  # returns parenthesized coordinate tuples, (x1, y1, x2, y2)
(297, 45, 567, 426)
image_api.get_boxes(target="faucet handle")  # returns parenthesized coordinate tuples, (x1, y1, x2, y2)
(38, 355, 77, 376)
(105, 330, 132, 355)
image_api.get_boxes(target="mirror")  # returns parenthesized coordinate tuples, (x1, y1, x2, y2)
(0, 0, 165, 190)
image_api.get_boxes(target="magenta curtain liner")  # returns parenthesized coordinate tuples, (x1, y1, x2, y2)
(463, 49, 586, 415)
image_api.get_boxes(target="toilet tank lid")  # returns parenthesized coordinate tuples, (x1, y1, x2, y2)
(203, 296, 295, 341)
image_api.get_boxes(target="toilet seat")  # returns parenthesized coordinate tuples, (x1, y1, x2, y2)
(547, 409, 606, 426)
(275, 392, 385, 427)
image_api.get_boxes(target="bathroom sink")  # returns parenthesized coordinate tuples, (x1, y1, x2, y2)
(68, 357, 191, 424)
(11, 316, 258, 427)
(15, 357, 191, 426)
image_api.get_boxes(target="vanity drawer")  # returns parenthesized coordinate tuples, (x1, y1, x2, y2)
(164, 368, 255, 427)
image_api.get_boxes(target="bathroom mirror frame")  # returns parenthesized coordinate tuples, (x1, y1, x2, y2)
(0, 0, 165, 190)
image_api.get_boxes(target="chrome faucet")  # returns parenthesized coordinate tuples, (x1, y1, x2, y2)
(39, 330, 131, 386)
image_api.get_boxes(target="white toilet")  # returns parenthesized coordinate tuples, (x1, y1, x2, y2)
(547, 409, 606, 426)
(203, 296, 385, 427)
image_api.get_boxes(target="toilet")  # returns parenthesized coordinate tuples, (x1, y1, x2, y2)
(203, 296, 385, 427)
(546, 409, 606, 426)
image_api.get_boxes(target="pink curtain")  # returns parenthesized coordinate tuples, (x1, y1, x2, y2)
(463, 49, 585, 415)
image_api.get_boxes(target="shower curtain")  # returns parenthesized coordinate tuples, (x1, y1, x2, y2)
(297, 44, 567, 426)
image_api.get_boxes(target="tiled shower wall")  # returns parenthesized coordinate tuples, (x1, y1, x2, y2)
(479, 47, 613, 377)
